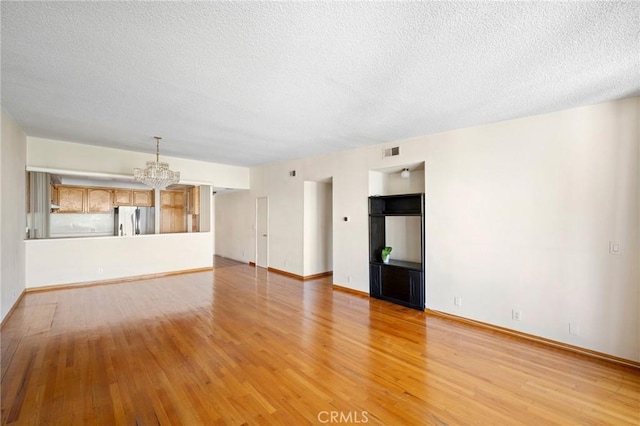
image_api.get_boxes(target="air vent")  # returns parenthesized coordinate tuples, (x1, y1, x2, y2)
(383, 146, 400, 158)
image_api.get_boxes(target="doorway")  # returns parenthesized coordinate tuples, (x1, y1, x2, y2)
(303, 179, 333, 276)
(256, 197, 269, 268)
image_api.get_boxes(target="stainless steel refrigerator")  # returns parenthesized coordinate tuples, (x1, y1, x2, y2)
(114, 206, 155, 236)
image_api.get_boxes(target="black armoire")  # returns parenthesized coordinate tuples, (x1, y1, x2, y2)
(369, 193, 425, 310)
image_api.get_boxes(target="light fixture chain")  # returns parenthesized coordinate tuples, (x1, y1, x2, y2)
(155, 136, 161, 162)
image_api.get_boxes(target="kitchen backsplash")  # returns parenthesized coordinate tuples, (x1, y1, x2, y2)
(50, 213, 114, 237)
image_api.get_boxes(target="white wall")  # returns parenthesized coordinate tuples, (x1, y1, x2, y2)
(303, 181, 333, 276)
(25, 233, 213, 288)
(214, 190, 254, 263)
(1, 110, 27, 322)
(422, 98, 639, 362)
(215, 97, 640, 361)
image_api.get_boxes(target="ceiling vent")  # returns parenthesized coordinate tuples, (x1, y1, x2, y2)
(383, 147, 400, 158)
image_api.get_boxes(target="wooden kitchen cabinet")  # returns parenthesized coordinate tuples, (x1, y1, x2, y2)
(160, 191, 173, 207)
(50, 183, 58, 206)
(92, 188, 152, 207)
(173, 207, 186, 233)
(87, 188, 112, 213)
(132, 190, 153, 207)
(160, 190, 186, 233)
(57, 186, 86, 213)
(52, 185, 148, 214)
(188, 186, 200, 215)
(113, 190, 132, 206)
(160, 207, 186, 233)
(174, 192, 185, 207)
(172, 191, 186, 233)
(160, 207, 173, 234)
(55, 186, 111, 213)
(160, 191, 185, 208)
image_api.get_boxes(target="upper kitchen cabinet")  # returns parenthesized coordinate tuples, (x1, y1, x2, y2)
(113, 189, 153, 207)
(133, 190, 153, 207)
(161, 190, 185, 209)
(56, 185, 112, 213)
(87, 188, 112, 213)
(113, 189, 132, 206)
(57, 185, 152, 211)
(57, 186, 86, 213)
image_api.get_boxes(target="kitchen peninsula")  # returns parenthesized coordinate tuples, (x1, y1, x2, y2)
(26, 173, 213, 288)
(22, 136, 249, 291)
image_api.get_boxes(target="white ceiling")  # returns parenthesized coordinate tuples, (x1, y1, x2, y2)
(2, 2, 639, 167)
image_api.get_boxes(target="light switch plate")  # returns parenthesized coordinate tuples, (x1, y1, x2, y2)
(609, 241, 621, 254)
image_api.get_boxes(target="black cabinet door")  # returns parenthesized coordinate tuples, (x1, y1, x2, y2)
(409, 270, 425, 310)
(381, 266, 412, 303)
(370, 264, 425, 310)
(370, 264, 382, 297)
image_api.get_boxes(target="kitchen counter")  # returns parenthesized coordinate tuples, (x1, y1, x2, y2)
(49, 232, 114, 238)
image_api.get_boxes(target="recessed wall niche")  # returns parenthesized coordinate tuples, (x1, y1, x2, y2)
(384, 215, 422, 263)
(367, 161, 425, 264)
(368, 162, 425, 197)
(368, 162, 426, 310)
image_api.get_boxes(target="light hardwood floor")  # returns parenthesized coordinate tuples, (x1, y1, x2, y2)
(2, 258, 639, 425)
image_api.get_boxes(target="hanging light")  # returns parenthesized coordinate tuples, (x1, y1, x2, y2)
(400, 168, 410, 179)
(133, 136, 180, 189)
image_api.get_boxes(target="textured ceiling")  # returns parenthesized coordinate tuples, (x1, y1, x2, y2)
(2, 2, 639, 167)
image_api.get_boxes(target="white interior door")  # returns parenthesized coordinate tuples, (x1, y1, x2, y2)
(256, 197, 268, 268)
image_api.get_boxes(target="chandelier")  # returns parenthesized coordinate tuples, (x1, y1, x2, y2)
(133, 136, 180, 189)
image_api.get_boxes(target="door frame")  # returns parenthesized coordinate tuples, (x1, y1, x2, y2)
(255, 197, 269, 268)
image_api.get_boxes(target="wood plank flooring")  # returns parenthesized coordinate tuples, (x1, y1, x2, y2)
(2, 258, 639, 425)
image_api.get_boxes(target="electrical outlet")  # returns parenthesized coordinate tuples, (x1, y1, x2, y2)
(512, 309, 522, 321)
(454, 296, 462, 307)
(97, 268, 104, 275)
(569, 322, 580, 336)
(347, 276, 351, 284)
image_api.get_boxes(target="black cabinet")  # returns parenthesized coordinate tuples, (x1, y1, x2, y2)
(369, 193, 425, 310)
(370, 264, 382, 297)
